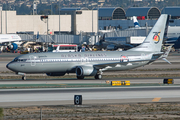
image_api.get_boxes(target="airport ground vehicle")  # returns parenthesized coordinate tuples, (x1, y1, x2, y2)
(48, 44, 78, 52)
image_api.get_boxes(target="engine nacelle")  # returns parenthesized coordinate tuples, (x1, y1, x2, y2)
(46, 72, 66, 76)
(76, 66, 97, 76)
(7, 43, 18, 50)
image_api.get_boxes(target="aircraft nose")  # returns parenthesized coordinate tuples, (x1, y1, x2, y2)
(6, 63, 9, 69)
(6, 62, 12, 70)
(6, 62, 18, 72)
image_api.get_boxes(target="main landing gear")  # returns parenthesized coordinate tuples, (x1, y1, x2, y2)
(94, 70, 103, 79)
(94, 74, 102, 79)
(76, 69, 103, 79)
(22, 76, 26, 80)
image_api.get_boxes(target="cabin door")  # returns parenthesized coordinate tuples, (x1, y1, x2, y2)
(29, 55, 36, 66)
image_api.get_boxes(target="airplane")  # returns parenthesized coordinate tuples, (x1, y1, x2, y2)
(0, 32, 40, 52)
(0, 34, 22, 51)
(98, 35, 134, 50)
(6, 14, 170, 80)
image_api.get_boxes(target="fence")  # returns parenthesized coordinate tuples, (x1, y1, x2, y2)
(18, 29, 151, 46)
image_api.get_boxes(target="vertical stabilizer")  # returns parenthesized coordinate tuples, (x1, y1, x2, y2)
(129, 14, 169, 52)
(133, 16, 140, 28)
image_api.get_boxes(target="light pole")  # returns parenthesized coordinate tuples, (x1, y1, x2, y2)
(92, 8, 93, 33)
(92, 6, 98, 34)
(59, 1, 60, 35)
(51, 1, 53, 15)
(5, 3, 7, 34)
(33, 1, 37, 15)
(1, 7, 3, 34)
(97, 6, 99, 35)
(92, 7, 96, 33)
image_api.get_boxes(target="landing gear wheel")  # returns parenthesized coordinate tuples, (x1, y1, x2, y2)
(77, 76, 84, 79)
(22, 76, 26, 80)
(95, 74, 102, 79)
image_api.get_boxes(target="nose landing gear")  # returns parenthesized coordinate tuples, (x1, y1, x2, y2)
(17, 72, 26, 80)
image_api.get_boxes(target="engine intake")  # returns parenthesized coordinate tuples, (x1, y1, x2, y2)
(7, 43, 18, 50)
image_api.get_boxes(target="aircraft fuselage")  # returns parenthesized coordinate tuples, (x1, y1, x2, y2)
(7, 51, 153, 74)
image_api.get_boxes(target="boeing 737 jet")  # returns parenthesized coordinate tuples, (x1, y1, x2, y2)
(6, 14, 170, 80)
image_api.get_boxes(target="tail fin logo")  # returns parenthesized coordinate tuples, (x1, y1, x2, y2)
(153, 31, 161, 44)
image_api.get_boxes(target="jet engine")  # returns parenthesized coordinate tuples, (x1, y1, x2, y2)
(76, 66, 97, 77)
(7, 43, 18, 50)
(46, 72, 66, 76)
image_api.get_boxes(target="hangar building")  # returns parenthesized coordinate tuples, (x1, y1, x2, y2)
(1, 7, 180, 35)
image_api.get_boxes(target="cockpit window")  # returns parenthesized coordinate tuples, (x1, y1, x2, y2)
(19, 59, 27, 62)
(13, 58, 18, 62)
(13, 58, 27, 62)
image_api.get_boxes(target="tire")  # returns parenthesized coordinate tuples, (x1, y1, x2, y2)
(95, 74, 102, 79)
(77, 76, 84, 79)
(22, 76, 26, 80)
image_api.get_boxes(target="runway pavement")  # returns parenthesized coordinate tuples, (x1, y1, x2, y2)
(0, 86, 180, 107)
(0, 78, 180, 107)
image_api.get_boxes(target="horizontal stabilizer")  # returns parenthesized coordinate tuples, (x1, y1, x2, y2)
(162, 58, 171, 64)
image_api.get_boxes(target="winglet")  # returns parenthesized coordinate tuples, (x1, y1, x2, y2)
(161, 45, 172, 58)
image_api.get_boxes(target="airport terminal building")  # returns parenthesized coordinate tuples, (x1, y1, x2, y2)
(0, 10, 98, 35)
(99, 7, 180, 30)
(0, 6, 180, 36)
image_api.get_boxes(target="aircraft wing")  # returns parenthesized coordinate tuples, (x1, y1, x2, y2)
(93, 59, 153, 69)
(94, 51, 170, 69)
